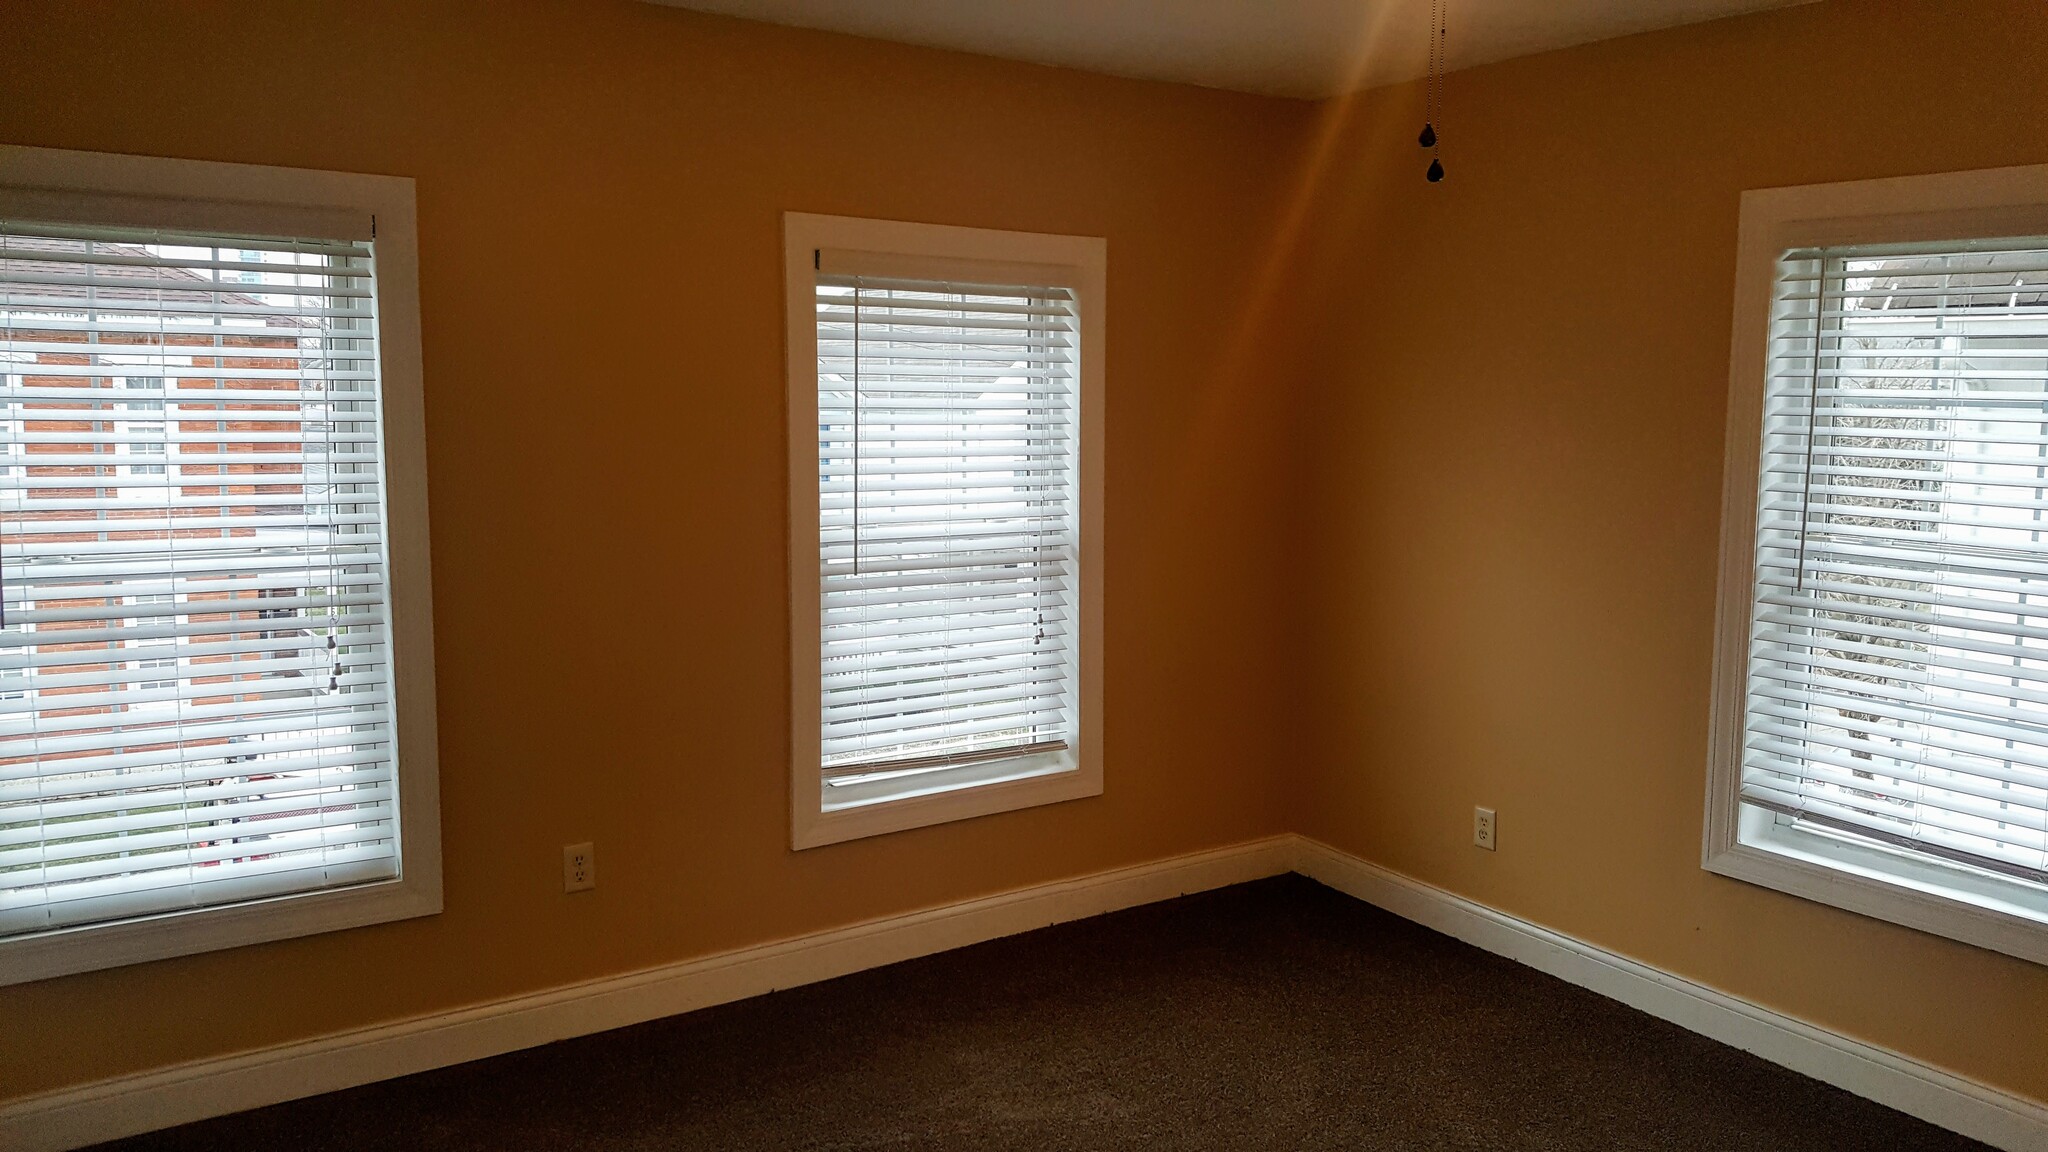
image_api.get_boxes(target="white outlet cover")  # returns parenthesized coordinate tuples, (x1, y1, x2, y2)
(1474, 807, 1497, 851)
(563, 842, 596, 892)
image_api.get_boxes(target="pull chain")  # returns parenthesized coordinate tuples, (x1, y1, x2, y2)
(1419, 0, 1446, 182)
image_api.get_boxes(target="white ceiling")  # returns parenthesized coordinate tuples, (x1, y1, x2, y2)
(644, 0, 1818, 99)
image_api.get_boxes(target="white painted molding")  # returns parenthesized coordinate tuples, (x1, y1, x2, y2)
(0, 836, 1294, 1152)
(782, 211, 1107, 851)
(9, 833, 2045, 1152)
(1291, 837, 2048, 1152)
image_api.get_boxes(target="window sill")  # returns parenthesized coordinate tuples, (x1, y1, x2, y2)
(794, 749, 1101, 850)
(0, 874, 441, 987)
(1704, 806, 2048, 968)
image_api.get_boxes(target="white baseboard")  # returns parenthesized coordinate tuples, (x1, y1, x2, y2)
(1291, 836, 2048, 1152)
(0, 835, 1295, 1152)
(10, 833, 2045, 1152)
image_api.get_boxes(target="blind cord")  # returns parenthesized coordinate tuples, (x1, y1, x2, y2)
(1791, 251, 1830, 595)
(851, 278, 863, 579)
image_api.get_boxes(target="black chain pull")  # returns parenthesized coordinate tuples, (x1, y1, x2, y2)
(1421, 0, 1446, 183)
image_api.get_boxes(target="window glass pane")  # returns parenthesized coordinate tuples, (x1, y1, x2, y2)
(1745, 241, 2048, 886)
(0, 225, 399, 938)
(815, 275, 1080, 787)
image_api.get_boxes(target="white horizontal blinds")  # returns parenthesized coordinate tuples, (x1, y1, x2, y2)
(816, 269, 1078, 781)
(1747, 239, 2048, 883)
(0, 220, 396, 938)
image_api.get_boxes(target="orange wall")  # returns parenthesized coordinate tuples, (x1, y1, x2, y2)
(1288, 0, 2048, 1105)
(10, 0, 2048, 1118)
(0, 0, 1306, 1099)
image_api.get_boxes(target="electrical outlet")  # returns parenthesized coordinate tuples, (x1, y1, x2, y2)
(1473, 807, 1497, 852)
(563, 842, 595, 893)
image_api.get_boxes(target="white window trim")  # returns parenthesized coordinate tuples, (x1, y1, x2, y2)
(1706, 162, 2048, 967)
(0, 144, 442, 985)
(783, 212, 1105, 850)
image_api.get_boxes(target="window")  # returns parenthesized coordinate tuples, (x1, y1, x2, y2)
(785, 214, 1103, 848)
(1708, 164, 2048, 965)
(128, 594, 180, 698)
(0, 620, 24, 704)
(119, 374, 167, 476)
(0, 375, 16, 478)
(0, 144, 440, 985)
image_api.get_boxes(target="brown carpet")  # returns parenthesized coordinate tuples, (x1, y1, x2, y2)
(92, 876, 1989, 1151)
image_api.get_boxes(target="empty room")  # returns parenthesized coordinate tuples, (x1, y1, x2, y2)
(2, 1, 2045, 1148)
